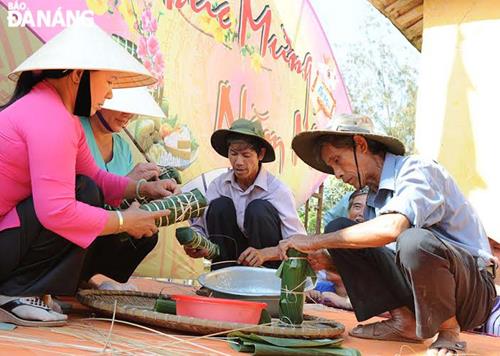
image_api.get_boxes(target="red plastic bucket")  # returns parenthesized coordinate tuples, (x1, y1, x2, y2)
(171, 294, 267, 324)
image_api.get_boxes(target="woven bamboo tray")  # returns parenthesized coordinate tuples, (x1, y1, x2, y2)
(77, 290, 345, 339)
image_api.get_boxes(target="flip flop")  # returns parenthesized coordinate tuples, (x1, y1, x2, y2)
(349, 321, 423, 343)
(0, 297, 67, 327)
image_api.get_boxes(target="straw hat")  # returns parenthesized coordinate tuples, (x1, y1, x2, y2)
(292, 113, 405, 174)
(9, 20, 156, 88)
(102, 87, 165, 118)
(211, 119, 275, 162)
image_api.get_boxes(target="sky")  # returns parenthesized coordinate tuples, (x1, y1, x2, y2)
(309, 0, 420, 68)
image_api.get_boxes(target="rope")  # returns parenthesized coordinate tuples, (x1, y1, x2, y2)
(142, 190, 205, 227)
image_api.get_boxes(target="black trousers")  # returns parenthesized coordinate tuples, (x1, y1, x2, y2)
(0, 175, 157, 296)
(206, 196, 282, 270)
(326, 217, 497, 339)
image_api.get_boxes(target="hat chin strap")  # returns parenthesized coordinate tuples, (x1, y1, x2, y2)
(352, 138, 362, 189)
(96, 111, 114, 133)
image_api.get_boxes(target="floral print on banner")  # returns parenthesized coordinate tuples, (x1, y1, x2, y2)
(86, 0, 165, 88)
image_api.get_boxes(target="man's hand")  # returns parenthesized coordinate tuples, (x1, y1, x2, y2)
(278, 234, 319, 260)
(238, 247, 268, 267)
(307, 249, 336, 272)
(184, 246, 209, 259)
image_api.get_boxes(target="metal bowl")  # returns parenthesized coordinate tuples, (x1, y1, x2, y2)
(198, 266, 315, 317)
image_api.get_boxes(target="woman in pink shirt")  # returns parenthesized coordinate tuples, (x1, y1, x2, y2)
(0, 22, 175, 327)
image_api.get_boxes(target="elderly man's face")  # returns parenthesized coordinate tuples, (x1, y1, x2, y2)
(348, 193, 367, 223)
(320, 142, 363, 189)
(228, 141, 265, 184)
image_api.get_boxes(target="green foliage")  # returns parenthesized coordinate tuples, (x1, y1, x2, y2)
(298, 15, 419, 231)
(338, 16, 418, 153)
(298, 178, 353, 234)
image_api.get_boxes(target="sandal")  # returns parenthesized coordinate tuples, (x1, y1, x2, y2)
(0, 297, 67, 327)
(349, 320, 423, 343)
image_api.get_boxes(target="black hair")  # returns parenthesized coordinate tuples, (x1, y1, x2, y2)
(314, 134, 386, 165)
(226, 133, 264, 155)
(0, 69, 73, 111)
(348, 188, 368, 210)
(226, 133, 266, 167)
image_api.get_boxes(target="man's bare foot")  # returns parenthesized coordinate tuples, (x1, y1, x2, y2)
(349, 306, 422, 342)
(427, 317, 466, 355)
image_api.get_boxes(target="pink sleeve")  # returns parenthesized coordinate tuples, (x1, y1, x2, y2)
(74, 122, 130, 207)
(23, 106, 110, 248)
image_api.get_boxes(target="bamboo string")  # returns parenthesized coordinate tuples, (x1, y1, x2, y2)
(142, 190, 205, 227)
(52, 323, 203, 355)
(0, 334, 106, 352)
(122, 320, 274, 354)
(48, 324, 124, 353)
(103, 299, 118, 352)
(0, 341, 75, 356)
(80, 317, 231, 356)
(209, 260, 239, 266)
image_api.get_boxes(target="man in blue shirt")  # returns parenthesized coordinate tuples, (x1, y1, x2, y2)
(281, 114, 497, 355)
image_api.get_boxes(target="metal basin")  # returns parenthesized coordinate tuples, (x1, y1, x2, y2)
(198, 266, 315, 317)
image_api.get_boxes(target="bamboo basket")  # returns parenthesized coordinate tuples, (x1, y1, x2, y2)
(77, 290, 344, 339)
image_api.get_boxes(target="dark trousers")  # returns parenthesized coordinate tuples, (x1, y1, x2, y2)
(206, 196, 282, 270)
(326, 217, 497, 338)
(0, 175, 157, 296)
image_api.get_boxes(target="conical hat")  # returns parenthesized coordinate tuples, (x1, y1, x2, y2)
(9, 20, 156, 88)
(102, 87, 165, 118)
(292, 113, 405, 174)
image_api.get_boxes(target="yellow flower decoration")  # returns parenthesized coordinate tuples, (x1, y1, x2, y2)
(86, 0, 108, 15)
(118, 0, 136, 32)
(250, 52, 262, 73)
(199, 13, 213, 34)
(200, 12, 230, 44)
(212, 26, 226, 44)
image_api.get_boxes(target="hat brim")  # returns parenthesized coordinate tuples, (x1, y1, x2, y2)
(211, 129, 276, 163)
(102, 87, 165, 118)
(8, 21, 156, 88)
(292, 130, 405, 174)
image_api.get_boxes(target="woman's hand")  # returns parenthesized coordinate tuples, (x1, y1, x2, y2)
(121, 202, 169, 239)
(127, 162, 160, 181)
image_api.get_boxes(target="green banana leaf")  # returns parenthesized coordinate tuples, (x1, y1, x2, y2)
(276, 249, 317, 326)
(175, 227, 220, 259)
(158, 166, 182, 184)
(154, 297, 177, 314)
(228, 332, 360, 356)
(140, 188, 207, 227)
